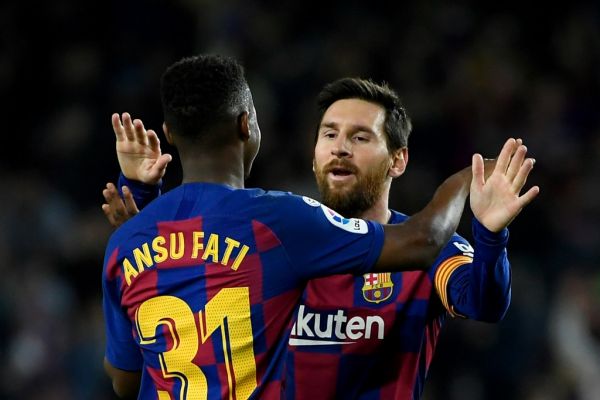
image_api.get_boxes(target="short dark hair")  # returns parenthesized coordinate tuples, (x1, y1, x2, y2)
(160, 54, 250, 140)
(316, 78, 412, 151)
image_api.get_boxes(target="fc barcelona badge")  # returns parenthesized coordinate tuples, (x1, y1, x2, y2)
(362, 273, 393, 303)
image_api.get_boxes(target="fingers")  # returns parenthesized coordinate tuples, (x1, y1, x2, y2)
(494, 138, 517, 174)
(512, 157, 536, 192)
(102, 182, 124, 227)
(115, 112, 155, 146)
(147, 130, 160, 151)
(472, 153, 485, 189)
(122, 186, 140, 216)
(102, 203, 119, 227)
(506, 144, 528, 181)
(101, 182, 136, 228)
(149, 154, 173, 180)
(517, 185, 540, 209)
(122, 113, 136, 141)
(112, 113, 125, 142)
(133, 119, 148, 145)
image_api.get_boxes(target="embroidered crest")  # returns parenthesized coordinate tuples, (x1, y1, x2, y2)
(362, 273, 394, 303)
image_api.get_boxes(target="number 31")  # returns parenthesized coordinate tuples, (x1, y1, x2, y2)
(136, 287, 257, 400)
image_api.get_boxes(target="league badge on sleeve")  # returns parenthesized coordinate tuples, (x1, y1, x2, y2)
(320, 204, 368, 234)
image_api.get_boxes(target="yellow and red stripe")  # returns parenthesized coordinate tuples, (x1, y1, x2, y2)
(434, 255, 472, 318)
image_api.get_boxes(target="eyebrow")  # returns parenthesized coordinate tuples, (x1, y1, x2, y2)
(319, 121, 375, 134)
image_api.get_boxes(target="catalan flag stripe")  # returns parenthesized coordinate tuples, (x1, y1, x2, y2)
(434, 255, 472, 317)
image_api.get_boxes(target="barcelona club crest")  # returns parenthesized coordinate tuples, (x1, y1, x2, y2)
(362, 273, 394, 303)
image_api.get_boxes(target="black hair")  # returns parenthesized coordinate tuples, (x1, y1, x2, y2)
(316, 78, 412, 151)
(160, 54, 250, 141)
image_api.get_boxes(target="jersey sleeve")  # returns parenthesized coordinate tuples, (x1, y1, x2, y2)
(118, 173, 162, 210)
(434, 218, 511, 321)
(267, 195, 385, 281)
(102, 238, 143, 371)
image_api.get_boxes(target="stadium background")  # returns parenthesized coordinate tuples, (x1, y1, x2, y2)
(0, 1, 598, 399)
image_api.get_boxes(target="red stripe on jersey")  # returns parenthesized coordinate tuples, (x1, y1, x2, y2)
(157, 217, 203, 269)
(253, 351, 283, 399)
(146, 366, 175, 397)
(424, 317, 443, 370)
(192, 309, 217, 366)
(395, 351, 420, 398)
(217, 362, 231, 399)
(257, 379, 282, 400)
(106, 248, 121, 281)
(263, 289, 302, 348)
(397, 271, 431, 302)
(293, 352, 340, 400)
(121, 268, 158, 320)
(252, 220, 281, 253)
(305, 275, 355, 309)
(202, 252, 264, 306)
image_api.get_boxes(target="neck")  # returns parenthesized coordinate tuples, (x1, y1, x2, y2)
(356, 186, 392, 224)
(178, 146, 246, 188)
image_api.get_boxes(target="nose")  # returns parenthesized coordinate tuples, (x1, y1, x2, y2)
(331, 136, 352, 158)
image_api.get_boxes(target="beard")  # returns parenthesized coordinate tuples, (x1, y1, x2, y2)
(315, 158, 390, 218)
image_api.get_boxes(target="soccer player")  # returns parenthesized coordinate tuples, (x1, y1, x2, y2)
(285, 78, 521, 399)
(101, 55, 538, 399)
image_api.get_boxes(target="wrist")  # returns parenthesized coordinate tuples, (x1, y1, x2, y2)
(118, 173, 162, 210)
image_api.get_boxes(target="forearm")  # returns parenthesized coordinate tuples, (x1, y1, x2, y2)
(447, 219, 511, 321)
(375, 167, 471, 271)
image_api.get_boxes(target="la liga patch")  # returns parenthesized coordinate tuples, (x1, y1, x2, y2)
(320, 204, 368, 234)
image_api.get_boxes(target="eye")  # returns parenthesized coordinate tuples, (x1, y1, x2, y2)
(353, 135, 369, 143)
(322, 130, 337, 139)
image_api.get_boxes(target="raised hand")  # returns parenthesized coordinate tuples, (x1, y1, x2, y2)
(113, 112, 172, 185)
(101, 182, 139, 228)
(470, 138, 540, 232)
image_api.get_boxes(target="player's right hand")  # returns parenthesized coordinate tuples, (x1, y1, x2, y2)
(470, 138, 540, 232)
(102, 182, 139, 228)
(113, 112, 172, 185)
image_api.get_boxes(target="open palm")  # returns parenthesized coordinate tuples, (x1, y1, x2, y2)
(470, 138, 540, 232)
(113, 112, 172, 185)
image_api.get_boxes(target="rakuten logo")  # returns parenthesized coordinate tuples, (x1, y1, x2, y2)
(289, 305, 384, 346)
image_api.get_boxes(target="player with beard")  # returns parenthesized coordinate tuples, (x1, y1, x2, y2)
(282, 78, 516, 399)
(102, 76, 537, 399)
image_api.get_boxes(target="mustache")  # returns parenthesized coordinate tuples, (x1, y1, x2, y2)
(322, 160, 358, 174)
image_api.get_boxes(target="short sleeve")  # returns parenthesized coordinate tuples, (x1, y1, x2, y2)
(102, 243, 143, 371)
(266, 195, 385, 281)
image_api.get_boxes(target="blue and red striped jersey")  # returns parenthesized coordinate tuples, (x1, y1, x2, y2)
(284, 211, 511, 400)
(102, 183, 385, 399)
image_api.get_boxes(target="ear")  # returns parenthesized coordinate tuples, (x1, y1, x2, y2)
(312, 158, 316, 173)
(388, 147, 408, 178)
(163, 122, 174, 145)
(238, 111, 250, 141)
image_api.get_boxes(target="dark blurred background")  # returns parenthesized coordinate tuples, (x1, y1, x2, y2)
(1, 1, 599, 399)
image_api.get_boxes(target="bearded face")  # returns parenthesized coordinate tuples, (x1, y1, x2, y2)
(313, 99, 407, 218)
(314, 156, 391, 217)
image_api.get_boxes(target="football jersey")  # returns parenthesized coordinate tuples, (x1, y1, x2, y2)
(284, 211, 510, 400)
(102, 183, 386, 400)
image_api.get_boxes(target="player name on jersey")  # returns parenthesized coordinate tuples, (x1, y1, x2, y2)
(121, 231, 250, 285)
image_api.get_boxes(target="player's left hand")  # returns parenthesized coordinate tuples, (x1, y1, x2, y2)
(470, 138, 540, 232)
(101, 182, 139, 228)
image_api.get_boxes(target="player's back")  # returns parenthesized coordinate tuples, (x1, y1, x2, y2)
(102, 182, 384, 399)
